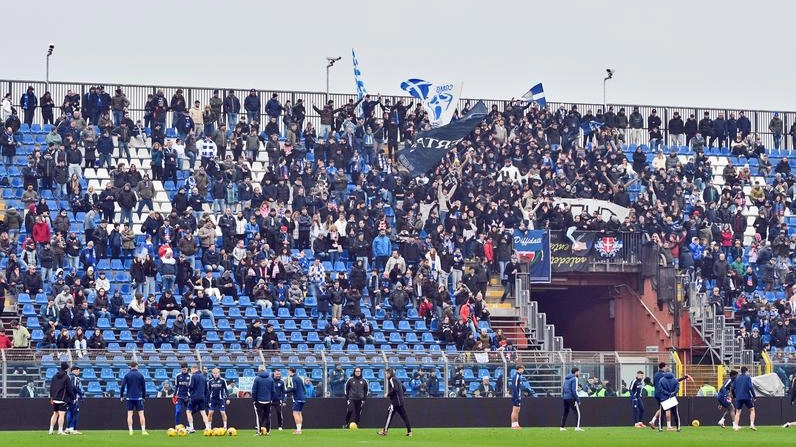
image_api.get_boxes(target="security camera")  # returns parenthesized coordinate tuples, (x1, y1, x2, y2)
(606, 69, 614, 75)
(47, 44, 55, 56)
(326, 56, 342, 68)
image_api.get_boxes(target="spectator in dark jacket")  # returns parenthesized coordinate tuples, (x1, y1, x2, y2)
(244, 89, 261, 123)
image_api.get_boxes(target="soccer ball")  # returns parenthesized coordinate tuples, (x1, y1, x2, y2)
(227, 427, 238, 436)
(177, 428, 188, 437)
(203, 428, 214, 436)
(349, 422, 358, 430)
(691, 419, 700, 427)
(167, 428, 177, 437)
(175, 424, 185, 431)
(213, 428, 227, 436)
(261, 427, 269, 436)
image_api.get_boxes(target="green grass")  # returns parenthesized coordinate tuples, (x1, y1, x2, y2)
(0, 427, 792, 447)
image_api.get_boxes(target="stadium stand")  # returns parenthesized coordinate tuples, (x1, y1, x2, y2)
(1, 80, 796, 399)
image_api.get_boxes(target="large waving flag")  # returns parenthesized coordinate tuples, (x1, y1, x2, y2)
(400, 78, 433, 102)
(396, 101, 487, 176)
(521, 83, 546, 109)
(352, 49, 367, 100)
(581, 120, 604, 135)
(400, 78, 462, 128)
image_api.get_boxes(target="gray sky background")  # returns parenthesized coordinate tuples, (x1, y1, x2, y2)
(6, 0, 794, 111)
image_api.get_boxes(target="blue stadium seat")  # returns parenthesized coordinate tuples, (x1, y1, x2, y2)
(119, 330, 134, 342)
(87, 382, 103, 395)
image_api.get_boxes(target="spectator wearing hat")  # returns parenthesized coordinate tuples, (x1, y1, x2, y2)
(243, 89, 260, 123)
(265, 93, 282, 123)
(712, 112, 728, 148)
(222, 90, 240, 127)
(169, 89, 186, 127)
(698, 112, 714, 146)
(628, 106, 644, 146)
(20, 86, 37, 126)
(110, 88, 130, 126)
(769, 112, 784, 150)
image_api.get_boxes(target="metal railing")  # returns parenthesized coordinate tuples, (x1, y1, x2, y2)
(0, 347, 674, 400)
(3, 79, 794, 149)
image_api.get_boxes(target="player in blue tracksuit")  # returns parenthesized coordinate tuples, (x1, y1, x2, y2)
(717, 370, 737, 428)
(732, 366, 756, 431)
(271, 369, 286, 430)
(173, 363, 191, 427)
(187, 365, 210, 432)
(120, 362, 148, 435)
(207, 368, 230, 429)
(649, 362, 667, 428)
(251, 367, 274, 435)
(628, 371, 645, 427)
(509, 365, 525, 429)
(657, 369, 682, 431)
(286, 367, 307, 434)
(560, 367, 582, 430)
(65, 366, 84, 434)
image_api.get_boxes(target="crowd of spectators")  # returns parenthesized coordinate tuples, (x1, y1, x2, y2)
(1, 84, 796, 364)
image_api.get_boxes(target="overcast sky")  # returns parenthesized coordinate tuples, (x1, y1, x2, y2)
(6, 0, 794, 112)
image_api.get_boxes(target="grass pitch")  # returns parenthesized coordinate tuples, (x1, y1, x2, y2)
(0, 427, 791, 447)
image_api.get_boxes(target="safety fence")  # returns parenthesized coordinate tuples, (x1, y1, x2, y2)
(3, 79, 793, 149)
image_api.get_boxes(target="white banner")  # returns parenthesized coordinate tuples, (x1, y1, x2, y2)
(400, 78, 462, 128)
(554, 197, 630, 223)
(426, 81, 462, 128)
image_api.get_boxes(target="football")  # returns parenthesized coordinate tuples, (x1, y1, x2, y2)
(261, 427, 269, 436)
(175, 424, 185, 431)
(349, 422, 358, 430)
(204, 428, 214, 436)
(177, 428, 188, 437)
(691, 419, 700, 427)
(213, 428, 226, 436)
(167, 428, 177, 437)
(227, 427, 238, 436)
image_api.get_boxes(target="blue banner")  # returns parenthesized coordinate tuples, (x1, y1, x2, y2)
(512, 229, 551, 284)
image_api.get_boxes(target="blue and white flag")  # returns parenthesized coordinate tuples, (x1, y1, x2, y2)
(400, 78, 462, 128)
(520, 83, 546, 109)
(352, 49, 367, 100)
(581, 120, 604, 135)
(400, 78, 433, 102)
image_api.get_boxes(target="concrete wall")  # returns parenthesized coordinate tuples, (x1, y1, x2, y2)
(1, 397, 791, 430)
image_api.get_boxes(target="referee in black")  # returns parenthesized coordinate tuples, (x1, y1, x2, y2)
(378, 368, 412, 437)
(344, 367, 369, 428)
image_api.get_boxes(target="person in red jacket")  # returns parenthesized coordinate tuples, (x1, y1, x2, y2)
(32, 216, 52, 245)
(417, 297, 434, 324)
(484, 237, 495, 273)
(0, 330, 12, 349)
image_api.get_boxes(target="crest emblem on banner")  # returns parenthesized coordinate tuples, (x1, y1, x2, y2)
(517, 250, 543, 264)
(595, 237, 623, 257)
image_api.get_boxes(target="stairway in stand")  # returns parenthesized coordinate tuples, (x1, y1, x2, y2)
(484, 277, 529, 349)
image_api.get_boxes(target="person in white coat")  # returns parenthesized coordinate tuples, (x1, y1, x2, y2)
(1, 93, 13, 122)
